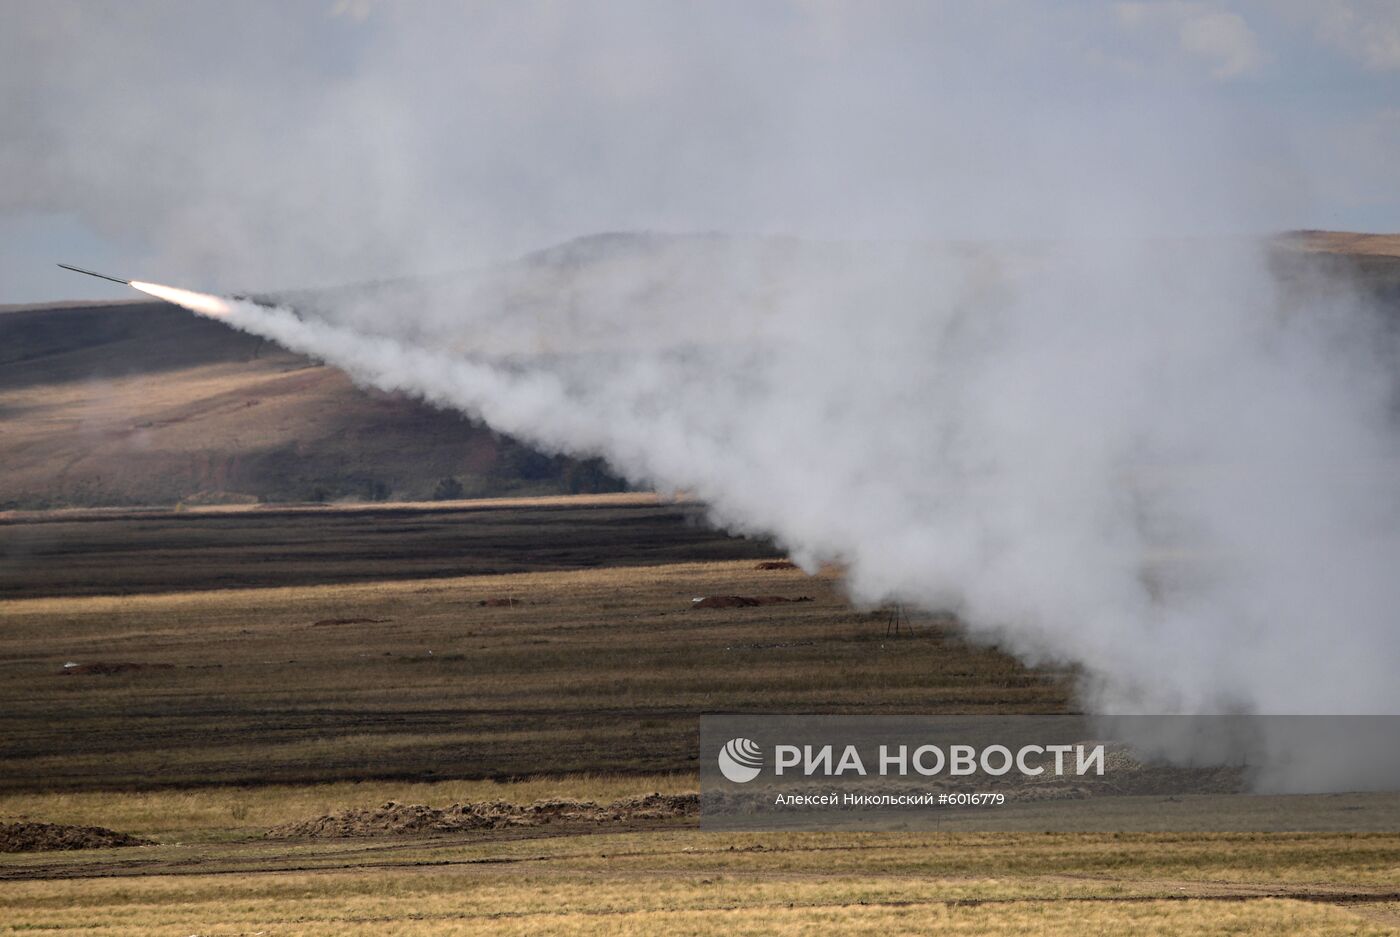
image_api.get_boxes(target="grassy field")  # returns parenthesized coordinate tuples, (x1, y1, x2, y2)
(2, 496, 1396, 934)
(0, 502, 1054, 791)
(2, 794, 1397, 934)
(0, 493, 770, 597)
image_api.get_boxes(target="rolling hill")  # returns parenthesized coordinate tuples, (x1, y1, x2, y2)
(0, 299, 619, 509)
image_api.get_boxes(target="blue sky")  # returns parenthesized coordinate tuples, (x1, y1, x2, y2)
(3, 1, 1399, 303)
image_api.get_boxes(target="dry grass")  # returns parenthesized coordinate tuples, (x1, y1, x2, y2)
(2, 830, 1397, 935)
(0, 555, 1065, 792)
(1283, 230, 1400, 257)
(0, 773, 695, 839)
(4, 885, 1393, 937)
(2, 498, 1394, 934)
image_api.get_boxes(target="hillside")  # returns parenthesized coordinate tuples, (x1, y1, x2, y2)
(3, 231, 1398, 509)
(0, 299, 624, 509)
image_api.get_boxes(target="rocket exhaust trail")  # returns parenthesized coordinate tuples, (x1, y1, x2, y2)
(58, 263, 235, 318)
(127, 281, 234, 318)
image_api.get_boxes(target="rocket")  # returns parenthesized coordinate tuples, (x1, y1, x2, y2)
(56, 264, 131, 286)
(57, 263, 283, 316)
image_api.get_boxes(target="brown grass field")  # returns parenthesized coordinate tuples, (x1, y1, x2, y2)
(2, 496, 1398, 934)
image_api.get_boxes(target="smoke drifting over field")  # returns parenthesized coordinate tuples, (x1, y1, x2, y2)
(142, 230, 1400, 717)
(11, 4, 1400, 715)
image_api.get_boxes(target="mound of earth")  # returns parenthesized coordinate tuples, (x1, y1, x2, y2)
(691, 595, 813, 609)
(0, 821, 152, 852)
(267, 792, 697, 839)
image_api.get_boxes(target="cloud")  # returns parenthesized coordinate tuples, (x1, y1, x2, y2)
(329, 0, 377, 21)
(1302, 0, 1400, 71)
(1117, 2, 1264, 79)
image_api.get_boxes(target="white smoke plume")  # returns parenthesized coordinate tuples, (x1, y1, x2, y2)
(8, 3, 1400, 716)
(138, 229, 1400, 717)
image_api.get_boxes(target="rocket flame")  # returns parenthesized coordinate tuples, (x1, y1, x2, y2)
(129, 281, 233, 318)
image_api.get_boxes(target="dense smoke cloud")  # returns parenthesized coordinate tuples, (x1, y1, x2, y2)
(147, 229, 1400, 716)
(8, 3, 1400, 714)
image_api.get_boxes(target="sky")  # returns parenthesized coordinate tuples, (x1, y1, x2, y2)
(2, 0, 1400, 303)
